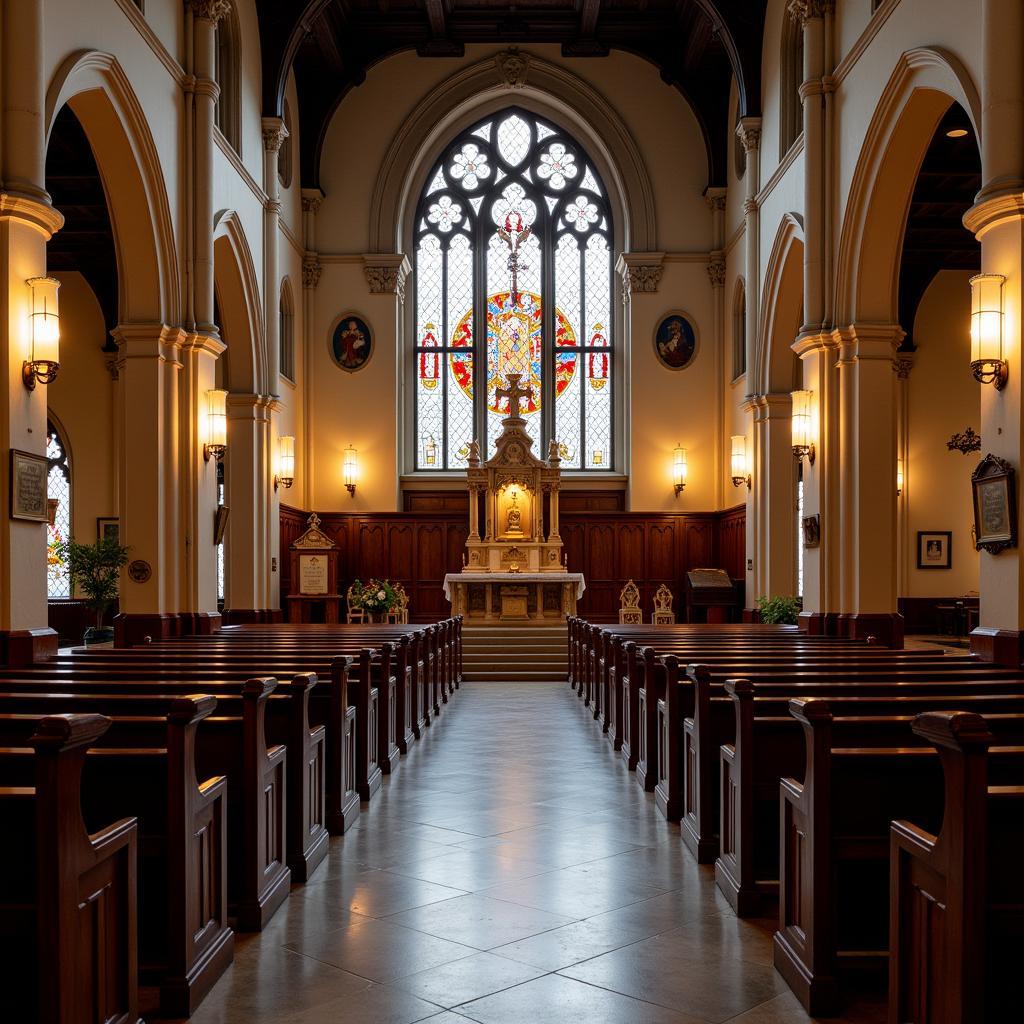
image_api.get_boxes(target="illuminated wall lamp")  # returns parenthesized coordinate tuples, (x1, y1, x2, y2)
(23, 276, 61, 390)
(673, 445, 688, 497)
(343, 445, 358, 496)
(203, 388, 228, 462)
(970, 273, 1008, 389)
(897, 457, 904, 497)
(791, 389, 816, 464)
(730, 435, 751, 489)
(275, 435, 295, 491)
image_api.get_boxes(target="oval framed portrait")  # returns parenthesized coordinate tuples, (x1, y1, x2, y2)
(653, 312, 699, 371)
(329, 314, 373, 373)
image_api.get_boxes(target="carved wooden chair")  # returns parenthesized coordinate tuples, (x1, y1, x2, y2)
(346, 583, 365, 624)
(618, 579, 642, 625)
(387, 583, 409, 624)
(652, 583, 675, 625)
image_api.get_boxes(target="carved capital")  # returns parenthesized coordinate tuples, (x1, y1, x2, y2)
(705, 191, 727, 214)
(707, 257, 726, 288)
(893, 356, 915, 380)
(787, 0, 834, 24)
(362, 253, 412, 301)
(302, 256, 322, 290)
(616, 252, 665, 297)
(301, 191, 324, 215)
(188, 0, 231, 24)
(495, 47, 529, 89)
(735, 118, 762, 154)
(261, 117, 289, 153)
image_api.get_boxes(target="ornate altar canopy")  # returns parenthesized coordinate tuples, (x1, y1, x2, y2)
(443, 373, 585, 622)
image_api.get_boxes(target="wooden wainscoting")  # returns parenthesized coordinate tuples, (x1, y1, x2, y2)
(281, 502, 746, 623)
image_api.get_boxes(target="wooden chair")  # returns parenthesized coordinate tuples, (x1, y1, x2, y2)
(346, 583, 365, 623)
(652, 584, 675, 625)
(387, 583, 409, 625)
(618, 580, 642, 625)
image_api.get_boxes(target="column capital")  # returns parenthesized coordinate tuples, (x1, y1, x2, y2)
(963, 191, 1024, 239)
(787, 0, 834, 25)
(892, 355, 915, 380)
(744, 391, 793, 420)
(833, 322, 905, 362)
(735, 117, 762, 154)
(261, 117, 289, 154)
(792, 329, 838, 359)
(362, 253, 412, 301)
(302, 255, 323, 290)
(616, 252, 665, 297)
(0, 192, 64, 239)
(301, 189, 325, 215)
(704, 188, 727, 213)
(181, 329, 227, 359)
(112, 323, 188, 364)
(707, 253, 726, 288)
(187, 0, 232, 23)
(226, 392, 275, 418)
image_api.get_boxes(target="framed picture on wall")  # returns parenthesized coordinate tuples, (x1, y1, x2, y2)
(97, 517, 119, 543)
(329, 314, 373, 372)
(9, 449, 49, 522)
(917, 531, 952, 569)
(653, 312, 698, 371)
(972, 454, 1018, 554)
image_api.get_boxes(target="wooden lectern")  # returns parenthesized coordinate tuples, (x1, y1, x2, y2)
(286, 513, 342, 623)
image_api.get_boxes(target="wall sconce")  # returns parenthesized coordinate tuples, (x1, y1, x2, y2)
(23, 276, 61, 390)
(673, 445, 687, 497)
(203, 389, 228, 462)
(970, 273, 1007, 389)
(343, 445, 358, 496)
(424, 435, 438, 467)
(791, 389, 816, 464)
(730, 435, 751, 489)
(897, 456, 904, 497)
(275, 435, 295, 491)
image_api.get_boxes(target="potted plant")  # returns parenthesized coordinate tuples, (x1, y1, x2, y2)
(58, 536, 131, 644)
(756, 595, 801, 626)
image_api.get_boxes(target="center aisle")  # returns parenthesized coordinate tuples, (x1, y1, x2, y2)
(182, 684, 834, 1024)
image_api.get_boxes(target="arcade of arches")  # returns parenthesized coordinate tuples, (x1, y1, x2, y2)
(3, 1, 1024, 1021)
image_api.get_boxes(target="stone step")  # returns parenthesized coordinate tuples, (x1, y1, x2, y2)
(460, 624, 569, 682)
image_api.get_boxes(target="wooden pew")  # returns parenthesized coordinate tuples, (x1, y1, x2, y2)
(889, 711, 1024, 1024)
(0, 713, 139, 1024)
(772, 697, 1024, 1016)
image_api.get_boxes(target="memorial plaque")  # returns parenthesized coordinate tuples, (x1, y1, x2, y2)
(299, 553, 329, 595)
(687, 568, 734, 591)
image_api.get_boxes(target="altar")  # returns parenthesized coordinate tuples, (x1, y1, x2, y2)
(443, 372, 586, 623)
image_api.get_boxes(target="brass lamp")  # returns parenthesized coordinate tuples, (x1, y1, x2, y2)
(204, 389, 228, 462)
(970, 273, 1007, 389)
(23, 276, 61, 390)
(791, 389, 816, 464)
(343, 445, 358, 496)
(730, 434, 750, 489)
(275, 435, 295, 490)
(673, 445, 687, 496)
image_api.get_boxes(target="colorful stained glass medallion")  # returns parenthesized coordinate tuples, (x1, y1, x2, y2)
(413, 108, 614, 470)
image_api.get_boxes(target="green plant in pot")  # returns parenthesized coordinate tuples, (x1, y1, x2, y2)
(756, 595, 801, 626)
(58, 536, 131, 645)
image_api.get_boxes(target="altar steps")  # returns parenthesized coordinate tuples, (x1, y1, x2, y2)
(462, 624, 568, 683)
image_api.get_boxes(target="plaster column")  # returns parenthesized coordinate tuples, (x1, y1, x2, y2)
(706, 187, 727, 505)
(262, 118, 287, 394)
(0, 0, 63, 663)
(736, 119, 762, 391)
(112, 325, 187, 645)
(835, 323, 904, 645)
(223, 393, 275, 620)
(300, 190, 324, 511)
(962, 0, 1024, 664)
(748, 394, 797, 603)
(894, 356, 914, 598)
(188, 0, 227, 333)
(794, 332, 840, 633)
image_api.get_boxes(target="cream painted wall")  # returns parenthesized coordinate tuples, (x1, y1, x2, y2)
(46, 273, 116, 550)
(904, 270, 980, 598)
(312, 44, 719, 512)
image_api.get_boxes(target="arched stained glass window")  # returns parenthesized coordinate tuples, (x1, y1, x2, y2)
(46, 421, 72, 598)
(413, 108, 614, 470)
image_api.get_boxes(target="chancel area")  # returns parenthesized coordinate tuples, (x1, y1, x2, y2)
(2, 1, 1023, 1022)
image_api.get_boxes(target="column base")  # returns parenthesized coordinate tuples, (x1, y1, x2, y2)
(113, 612, 223, 647)
(969, 627, 1024, 667)
(0, 627, 59, 665)
(798, 611, 843, 636)
(838, 612, 904, 649)
(222, 608, 283, 625)
(741, 608, 762, 623)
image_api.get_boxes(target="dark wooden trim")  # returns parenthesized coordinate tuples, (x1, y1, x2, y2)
(838, 612, 905, 649)
(0, 627, 59, 665)
(969, 626, 1024, 666)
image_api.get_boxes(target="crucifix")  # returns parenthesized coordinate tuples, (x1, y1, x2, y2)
(495, 372, 534, 420)
(497, 213, 532, 305)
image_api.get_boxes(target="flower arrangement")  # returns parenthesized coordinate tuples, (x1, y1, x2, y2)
(350, 578, 398, 613)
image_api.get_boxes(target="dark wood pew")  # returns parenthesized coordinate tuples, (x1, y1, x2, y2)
(889, 711, 1024, 1024)
(0, 696, 234, 1018)
(0, 713, 139, 1024)
(772, 697, 1024, 1016)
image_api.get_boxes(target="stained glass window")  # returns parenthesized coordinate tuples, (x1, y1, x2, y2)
(413, 109, 614, 469)
(46, 421, 71, 598)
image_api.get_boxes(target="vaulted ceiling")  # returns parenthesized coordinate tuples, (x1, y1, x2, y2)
(255, 0, 768, 190)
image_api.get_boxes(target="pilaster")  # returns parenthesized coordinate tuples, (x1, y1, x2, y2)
(736, 119, 762, 393)
(300, 190, 324, 510)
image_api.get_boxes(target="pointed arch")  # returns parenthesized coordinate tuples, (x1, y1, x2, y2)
(279, 277, 296, 383)
(835, 47, 981, 326)
(756, 213, 805, 396)
(213, 211, 266, 395)
(45, 50, 179, 324)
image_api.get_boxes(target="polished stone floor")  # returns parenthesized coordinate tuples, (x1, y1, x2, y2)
(179, 684, 884, 1023)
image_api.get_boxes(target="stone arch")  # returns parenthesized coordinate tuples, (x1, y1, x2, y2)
(213, 211, 266, 395)
(369, 50, 658, 255)
(835, 47, 981, 326)
(45, 50, 179, 324)
(756, 213, 805, 396)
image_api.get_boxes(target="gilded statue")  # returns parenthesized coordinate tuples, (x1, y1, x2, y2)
(506, 490, 524, 536)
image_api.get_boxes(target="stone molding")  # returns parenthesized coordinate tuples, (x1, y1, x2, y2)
(261, 117, 289, 153)
(787, 0, 834, 24)
(188, 0, 231, 23)
(706, 255, 726, 288)
(616, 252, 665, 297)
(302, 256, 322, 290)
(735, 117, 762, 154)
(495, 48, 529, 89)
(362, 254, 412, 301)
(892, 356, 914, 380)
(301, 190, 324, 215)
(0, 192, 65, 239)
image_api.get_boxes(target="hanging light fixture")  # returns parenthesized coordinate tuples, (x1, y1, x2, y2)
(275, 435, 295, 491)
(791, 390, 816, 464)
(343, 445, 358, 496)
(731, 435, 750, 489)
(969, 273, 1007, 389)
(673, 445, 688, 496)
(23, 276, 61, 390)
(203, 389, 228, 462)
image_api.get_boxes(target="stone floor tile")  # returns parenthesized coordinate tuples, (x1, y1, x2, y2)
(393, 950, 546, 1008)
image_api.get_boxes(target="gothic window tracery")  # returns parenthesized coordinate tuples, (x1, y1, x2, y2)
(413, 108, 614, 470)
(46, 420, 72, 599)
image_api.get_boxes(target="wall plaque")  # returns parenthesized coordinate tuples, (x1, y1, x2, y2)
(9, 449, 48, 522)
(298, 553, 329, 595)
(128, 559, 152, 584)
